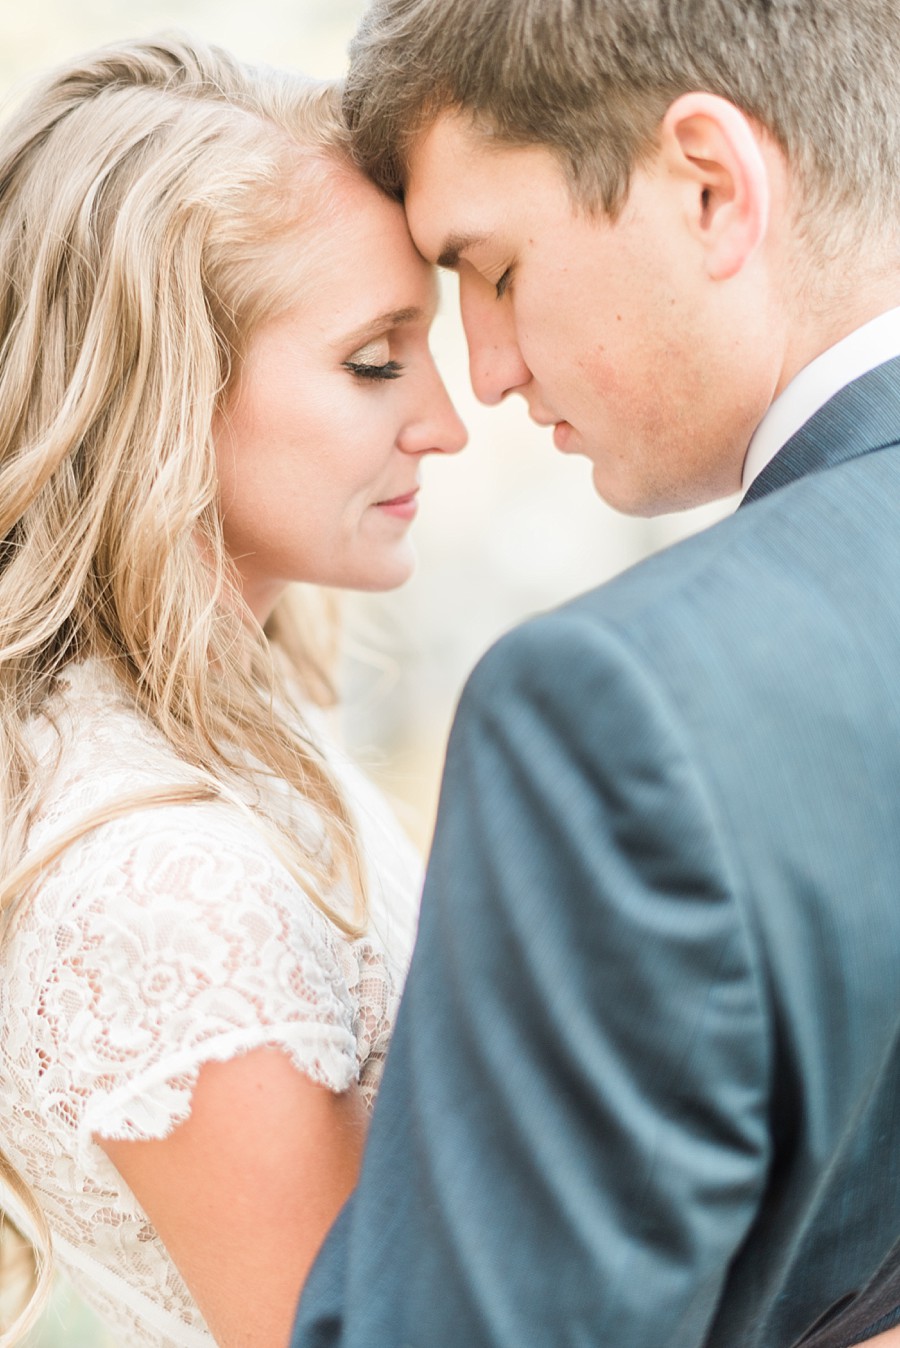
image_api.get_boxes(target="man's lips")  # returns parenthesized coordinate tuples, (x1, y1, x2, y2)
(529, 409, 574, 450)
(553, 421, 574, 451)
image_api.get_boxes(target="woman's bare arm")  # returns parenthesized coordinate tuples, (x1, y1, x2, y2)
(98, 1046, 368, 1348)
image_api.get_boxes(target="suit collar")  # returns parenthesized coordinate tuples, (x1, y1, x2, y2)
(741, 355, 900, 506)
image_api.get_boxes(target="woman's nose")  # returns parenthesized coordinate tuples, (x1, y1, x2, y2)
(401, 360, 468, 456)
(431, 383, 468, 455)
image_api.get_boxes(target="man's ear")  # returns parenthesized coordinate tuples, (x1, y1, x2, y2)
(659, 92, 770, 281)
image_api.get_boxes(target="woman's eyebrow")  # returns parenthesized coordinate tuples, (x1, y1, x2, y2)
(337, 307, 425, 348)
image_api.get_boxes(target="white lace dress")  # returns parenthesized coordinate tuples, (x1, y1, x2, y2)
(0, 660, 422, 1347)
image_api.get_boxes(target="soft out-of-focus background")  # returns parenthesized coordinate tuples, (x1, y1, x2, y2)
(1, 1, 733, 1342)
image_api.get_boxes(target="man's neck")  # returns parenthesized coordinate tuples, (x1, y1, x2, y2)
(776, 255, 900, 399)
(742, 300, 900, 493)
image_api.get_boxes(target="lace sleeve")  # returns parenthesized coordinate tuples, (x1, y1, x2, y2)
(27, 800, 360, 1179)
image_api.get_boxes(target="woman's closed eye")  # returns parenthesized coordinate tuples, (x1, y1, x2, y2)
(343, 337, 405, 381)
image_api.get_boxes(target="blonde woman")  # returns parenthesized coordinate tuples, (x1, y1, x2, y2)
(0, 35, 465, 1348)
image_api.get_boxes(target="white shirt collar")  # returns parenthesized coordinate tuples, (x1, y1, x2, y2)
(742, 305, 900, 493)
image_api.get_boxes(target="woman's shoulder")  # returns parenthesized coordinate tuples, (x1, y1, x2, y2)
(20, 661, 350, 975)
(27, 659, 197, 832)
(16, 658, 420, 1084)
(0, 659, 420, 1220)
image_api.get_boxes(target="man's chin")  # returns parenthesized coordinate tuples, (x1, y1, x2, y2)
(588, 461, 670, 518)
(590, 461, 740, 519)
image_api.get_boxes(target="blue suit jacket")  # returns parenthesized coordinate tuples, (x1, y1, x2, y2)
(293, 360, 900, 1348)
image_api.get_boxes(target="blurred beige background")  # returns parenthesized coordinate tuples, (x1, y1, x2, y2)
(0, 1, 734, 1342)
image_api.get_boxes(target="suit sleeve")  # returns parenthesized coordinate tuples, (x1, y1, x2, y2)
(294, 608, 772, 1348)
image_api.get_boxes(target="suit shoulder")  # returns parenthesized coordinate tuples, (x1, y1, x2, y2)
(459, 593, 684, 763)
(464, 502, 747, 697)
(467, 444, 900, 721)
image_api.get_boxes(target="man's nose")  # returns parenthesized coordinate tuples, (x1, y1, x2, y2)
(459, 275, 531, 406)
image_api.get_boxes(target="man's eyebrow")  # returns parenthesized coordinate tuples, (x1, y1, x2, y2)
(437, 234, 487, 270)
(338, 307, 425, 349)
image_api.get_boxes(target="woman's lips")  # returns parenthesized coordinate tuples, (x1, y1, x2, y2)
(374, 488, 419, 520)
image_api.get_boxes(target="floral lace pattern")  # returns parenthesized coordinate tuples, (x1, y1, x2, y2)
(0, 661, 421, 1346)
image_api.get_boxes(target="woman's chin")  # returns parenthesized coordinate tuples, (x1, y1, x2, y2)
(339, 544, 417, 594)
(361, 558, 417, 593)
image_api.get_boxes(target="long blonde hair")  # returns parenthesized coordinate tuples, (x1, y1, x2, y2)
(0, 35, 369, 1341)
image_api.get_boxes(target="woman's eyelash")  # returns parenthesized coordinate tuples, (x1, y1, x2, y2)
(495, 268, 513, 300)
(343, 359, 405, 381)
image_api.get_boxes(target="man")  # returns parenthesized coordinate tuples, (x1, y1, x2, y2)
(293, 2, 900, 1344)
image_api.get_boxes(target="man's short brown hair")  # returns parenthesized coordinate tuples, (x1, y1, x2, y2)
(345, 0, 900, 231)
